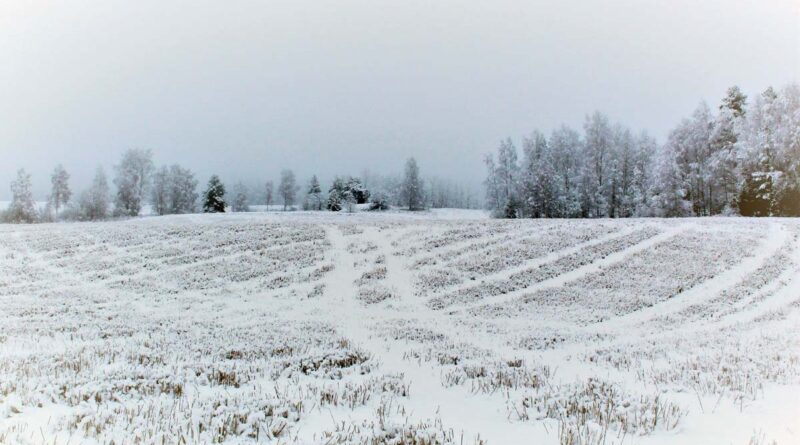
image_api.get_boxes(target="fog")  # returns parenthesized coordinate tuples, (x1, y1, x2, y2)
(1, 0, 797, 199)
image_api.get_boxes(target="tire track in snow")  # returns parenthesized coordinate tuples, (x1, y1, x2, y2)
(588, 221, 793, 334)
(317, 224, 533, 444)
(409, 223, 547, 269)
(694, 230, 800, 330)
(423, 223, 647, 302)
(451, 222, 693, 315)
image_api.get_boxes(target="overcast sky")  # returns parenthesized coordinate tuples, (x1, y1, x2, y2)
(1, 0, 797, 199)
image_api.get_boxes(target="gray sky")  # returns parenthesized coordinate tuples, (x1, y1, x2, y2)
(1, 0, 797, 199)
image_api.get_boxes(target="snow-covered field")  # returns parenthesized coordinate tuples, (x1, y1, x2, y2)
(0, 212, 798, 444)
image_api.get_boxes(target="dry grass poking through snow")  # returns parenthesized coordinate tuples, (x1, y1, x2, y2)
(0, 213, 798, 444)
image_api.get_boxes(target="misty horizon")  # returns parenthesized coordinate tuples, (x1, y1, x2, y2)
(1, 0, 798, 199)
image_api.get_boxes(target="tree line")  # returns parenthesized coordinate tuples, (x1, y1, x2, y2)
(484, 83, 800, 218)
(1, 151, 459, 223)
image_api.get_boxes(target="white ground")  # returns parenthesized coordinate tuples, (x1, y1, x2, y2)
(0, 211, 798, 444)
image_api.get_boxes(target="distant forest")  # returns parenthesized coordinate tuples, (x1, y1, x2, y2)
(2, 151, 477, 223)
(3, 83, 798, 223)
(485, 83, 800, 218)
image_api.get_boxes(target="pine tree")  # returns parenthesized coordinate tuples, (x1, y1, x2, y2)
(49, 164, 71, 218)
(203, 175, 226, 213)
(738, 170, 774, 217)
(306, 175, 323, 210)
(709, 86, 747, 213)
(721, 85, 747, 118)
(503, 197, 520, 218)
(327, 177, 345, 211)
(345, 177, 370, 204)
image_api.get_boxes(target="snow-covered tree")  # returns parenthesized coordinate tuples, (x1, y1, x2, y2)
(736, 84, 800, 216)
(520, 131, 557, 218)
(151, 166, 171, 216)
(278, 169, 298, 211)
(49, 164, 71, 218)
(739, 168, 775, 217)
(7, 169, 37, 223)
(401, 157, 425, 211)
(368, 190, 390, 210)
(113, 148, 154, 217)
(631, 132, 657, 215)
(582, 112, 613, 217)
(651, 136, 693, 217)
(203, 175, 226, 213)
(306, 175, 323, 210)
(708, 86, 747, 214)
(608, 125, 636, 217)
(772, 84, 800, 215)
(548, 126, 583, 217)
(73, 167, 110, 221)
(325, 176, 370, 211)
(483, 155, 501, 215)
(345, 177, 369, 204)
(168, 165, 199, 214)
(231, 182, 249, 212)
(484, 139, 522, 217)
(327, 177, 345, 211)
(151, 164, 198, 215)
(482, 83, 798, 218)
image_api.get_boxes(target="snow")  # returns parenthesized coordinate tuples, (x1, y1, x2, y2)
(0, 213, 797, 444)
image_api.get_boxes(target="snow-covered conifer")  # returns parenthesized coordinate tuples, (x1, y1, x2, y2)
(203, 175, 226, 213)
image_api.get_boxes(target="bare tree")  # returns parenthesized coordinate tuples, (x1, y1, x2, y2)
(49, 164, 71, 218)
(264, 180, 274, 209)
(151, 164, 198, 215)
(231, 182, 249, 212)
(278, 170, 298, 211)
